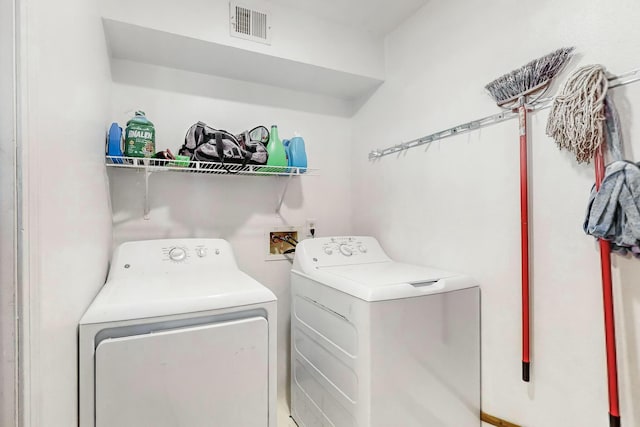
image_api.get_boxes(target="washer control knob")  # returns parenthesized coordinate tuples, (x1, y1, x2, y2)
(324, 247, 333, 255)
(358, 245, 367, 253)
(169, 247, 187, 262)
(196, 247, 207, 258)
(339, 244, 353, 256)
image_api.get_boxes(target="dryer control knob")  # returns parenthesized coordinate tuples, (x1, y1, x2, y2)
(358, 245, 367, 253)
(339, 244, 353, 256)
(169, 247, 187, 262)
(324, 247, 334, 255)
(196, 247, 207, 258)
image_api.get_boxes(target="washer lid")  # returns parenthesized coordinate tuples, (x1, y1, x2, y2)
(304, 261, 475, 301)
(319, 261, 455, 286)
(291, 236, 477, 302)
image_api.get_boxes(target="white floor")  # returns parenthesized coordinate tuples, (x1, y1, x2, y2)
(279, 412, 491, 426)
(278, 413, 297, 427)
(281, 416, 492, 426)
(277, 400, 297, 427)
(277, 400, 492, 427)
(281, 418, 491, 426)
(283, 421, 491, 426)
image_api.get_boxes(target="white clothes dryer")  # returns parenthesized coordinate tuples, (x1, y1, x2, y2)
(290, 236, 480, 427)
(79, 239, 277, 427)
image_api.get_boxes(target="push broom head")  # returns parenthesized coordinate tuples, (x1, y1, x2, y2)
(485, 47, 575, 107)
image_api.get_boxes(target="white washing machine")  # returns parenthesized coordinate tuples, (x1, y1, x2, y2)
(79, 239, 277, 427)
(290, 236, 480, 427)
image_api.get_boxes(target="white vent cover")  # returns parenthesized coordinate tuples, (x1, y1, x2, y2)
(230, 2, 271, 45)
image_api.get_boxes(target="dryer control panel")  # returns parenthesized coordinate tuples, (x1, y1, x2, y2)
(161, 242, 223, 264)
(293, 236, 391, 272)
(108, 239, 238, 280)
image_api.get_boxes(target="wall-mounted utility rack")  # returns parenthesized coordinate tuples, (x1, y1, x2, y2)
(369, 67, 640, 160)
(105, 156, 316, 219)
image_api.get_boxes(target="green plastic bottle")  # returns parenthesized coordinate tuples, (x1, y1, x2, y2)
(124, 111, 155, 158)
(265, 125, 287, 171)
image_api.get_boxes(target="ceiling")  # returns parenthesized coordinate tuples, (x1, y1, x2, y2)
(270, 0, 430, 36)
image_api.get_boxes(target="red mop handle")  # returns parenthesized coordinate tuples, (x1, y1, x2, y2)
(518, 104, 531, 382)
(594, 146, 621, 427)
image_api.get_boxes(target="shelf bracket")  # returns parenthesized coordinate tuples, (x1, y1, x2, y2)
(276, 173, 294, 214)
(144, 168, 152, 220)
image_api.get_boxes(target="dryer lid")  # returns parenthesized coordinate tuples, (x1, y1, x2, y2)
(80, 239, 276, 324)
(81, 270, 276, 324)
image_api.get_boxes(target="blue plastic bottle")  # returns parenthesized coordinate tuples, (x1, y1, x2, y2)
(283, 135, 307, 173)
(107, 122, 124, 164)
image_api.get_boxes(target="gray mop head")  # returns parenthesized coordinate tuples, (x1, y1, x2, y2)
(485, 47, 575, 105)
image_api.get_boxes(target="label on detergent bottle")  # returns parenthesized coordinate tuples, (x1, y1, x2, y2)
(125, 111, 155, 158)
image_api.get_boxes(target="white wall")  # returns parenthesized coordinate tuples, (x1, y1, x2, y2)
(21, 0, 113, 425)
(23, 0, 640, 426)
(0, 0, 17, 424)
(100, 0, 385, 81)
(19, 0, 359, 424)
(351, 0, 640, 426)
(111, 58, 354, 118)
(101, 2, 360, 422)
(108, 62, 353, 425)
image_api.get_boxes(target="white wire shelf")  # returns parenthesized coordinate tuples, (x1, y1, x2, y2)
(105, 155, 316, 219)
(106, 155, 315, 176)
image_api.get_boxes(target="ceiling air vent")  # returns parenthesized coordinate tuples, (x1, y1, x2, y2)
(230, 2, 271, 45)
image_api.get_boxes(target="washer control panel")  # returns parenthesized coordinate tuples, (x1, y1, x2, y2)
(319, 237, 370, 258)
(294, 236, 390, 270)
(109, 239, 237, 279)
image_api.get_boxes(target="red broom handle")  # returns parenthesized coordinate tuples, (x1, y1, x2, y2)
(518, 104, 531, 382)
(594, 147, 621, 427)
